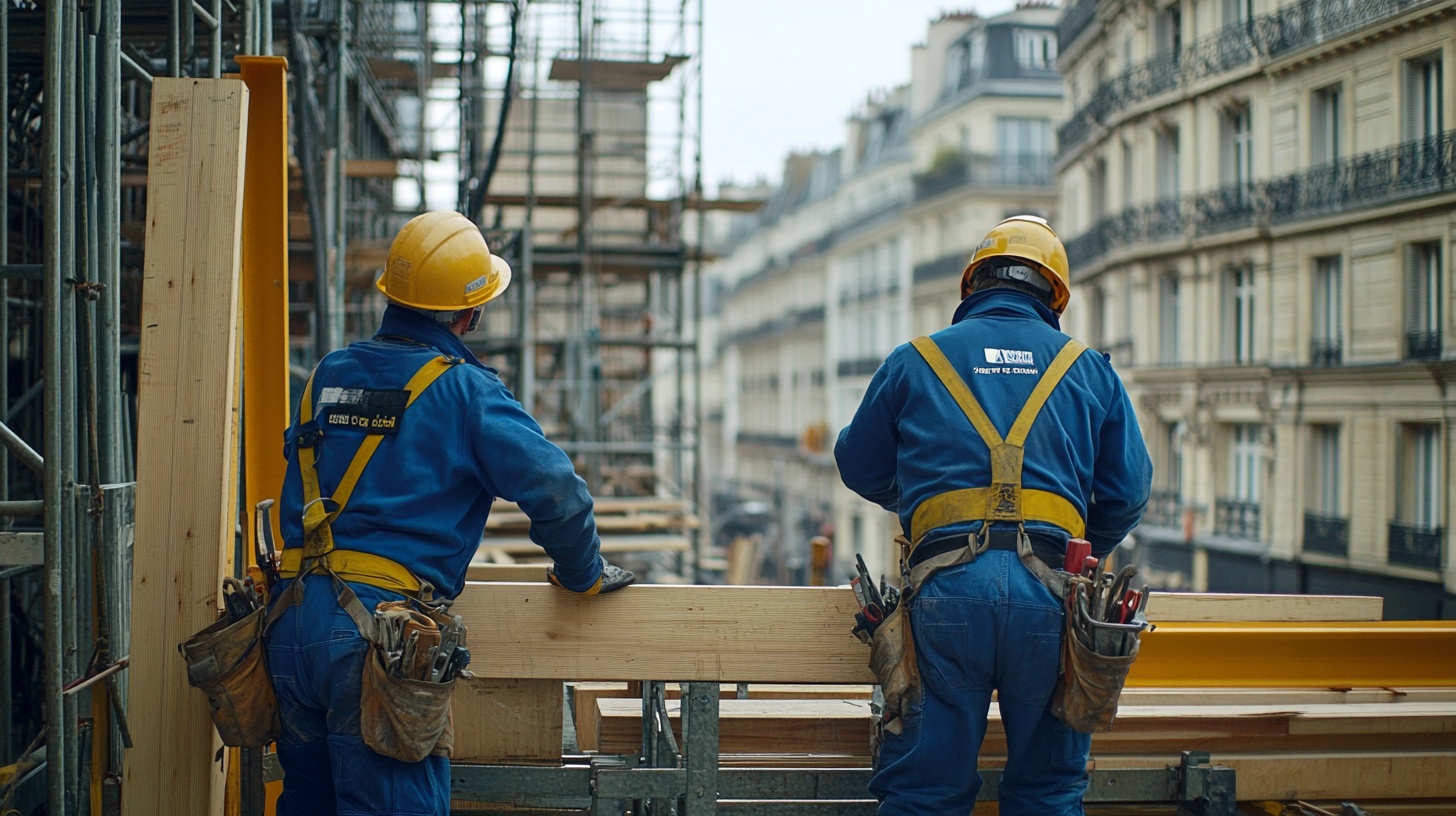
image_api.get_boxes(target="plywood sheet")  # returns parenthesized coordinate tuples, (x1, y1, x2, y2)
(121, 77, 249, 816)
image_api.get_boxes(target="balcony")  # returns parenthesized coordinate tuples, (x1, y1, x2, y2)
(1388, 521, 1442, 569)
(1309, 338, 1342, 367)
(1303, 511, 1349, 556)
(912, 152, 1053, 203)
(1142, 489, 1183, 528)
(1066, 132, 1456, 273)
(1056, 0, 1444, 159)
(1405, 330, 1442, 361)
(1214, 498, 1260, 540)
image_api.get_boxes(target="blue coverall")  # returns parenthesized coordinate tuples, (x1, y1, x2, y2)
(835, 289, 1152, 816)
(267, 305, 604, 816)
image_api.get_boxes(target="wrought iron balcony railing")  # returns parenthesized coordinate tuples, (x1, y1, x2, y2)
(1214, 498, 1260, 540)
(1303, 511, 1349, 556)
(1405, 330, 1442, 361)
(913, 153, 1054, 203)
(1067, 132, 1456, 274)
(1388, 520, 1442, 569)
(1309, 338, 1342, 367)
(1142, 489, 1183, 528)
(1057, 0, 1442, 158)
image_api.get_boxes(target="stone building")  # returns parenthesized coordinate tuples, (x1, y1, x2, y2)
(1055, 0, 1456, 616)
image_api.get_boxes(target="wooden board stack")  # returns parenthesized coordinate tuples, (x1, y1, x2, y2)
(474, 497, 697, 562)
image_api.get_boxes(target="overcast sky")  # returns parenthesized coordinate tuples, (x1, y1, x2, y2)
(700, 0, 1023, 193)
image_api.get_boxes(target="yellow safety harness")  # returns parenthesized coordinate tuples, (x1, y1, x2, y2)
(278, 354, 460, 598)
(907, 335, 1088, 552)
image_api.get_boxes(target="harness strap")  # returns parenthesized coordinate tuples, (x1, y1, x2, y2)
(298, 355, 458, 558)
(907, 336, 1088, 548)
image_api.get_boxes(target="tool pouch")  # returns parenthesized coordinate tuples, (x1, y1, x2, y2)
(178, 606, 280, 748)
(867, 600, 920, 737)
(359, 601, 458, 762)
(1051, 619, 1139, 732)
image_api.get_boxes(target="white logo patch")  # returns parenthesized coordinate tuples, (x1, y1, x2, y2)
(984, 348, 1033, 365)
(463, 274, 489, 294)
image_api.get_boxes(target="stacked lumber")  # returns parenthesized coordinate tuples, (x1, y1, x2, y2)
(475, 497, 696, 562)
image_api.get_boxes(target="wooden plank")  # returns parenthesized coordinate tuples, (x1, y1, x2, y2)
(450, 584, 1456, 686)
(453, 583, 869, 683)
(485, 512, 699, 533)
(595, 699, 873, 756)
(122, 77, 249, 816)
(344, 158, 399, 178)
(451, 678, 563, 764)
(1143, 592, 1383, 622)
(493, 497, 690, 515)
(465, 563, 549, 583)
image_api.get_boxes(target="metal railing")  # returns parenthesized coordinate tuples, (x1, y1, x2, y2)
(1303, 511, 1349, 556)
(1309, 338, 1343, 367)
(1143, 489, 1183, 528)
(1388, 521, 1442, 569)
(1066, 132, 1456, 274)
(912, 152, 1053, 203)
(1057, 0, 1441, 158)
(1214, 498, 1261, 540)
(1405, 330, 1442, 361)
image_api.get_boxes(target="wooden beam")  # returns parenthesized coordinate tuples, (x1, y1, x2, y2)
(475, 535, 689, 557)
(1143, 592, 1383, 622)
(595, 699, 872, 757)
(451, 679, 563, 764)
(450, 584, 1456, 686)
(122, 77, 249, 816)
(1091, 750, 1456, 799)
(344, 158, 399, 178)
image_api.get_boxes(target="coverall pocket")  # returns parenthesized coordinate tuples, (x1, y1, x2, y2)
(178, 606, 281, 748)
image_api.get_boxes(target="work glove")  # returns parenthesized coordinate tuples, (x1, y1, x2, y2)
(548, 556, 635, 595)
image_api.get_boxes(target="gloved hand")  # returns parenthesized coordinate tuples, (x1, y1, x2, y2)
(548, 556, 636, 595)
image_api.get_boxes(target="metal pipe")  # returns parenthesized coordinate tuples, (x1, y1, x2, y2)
(0, 9, 10, 766)
(62, 656, 128, 696)
(191, 0, 218, 32)
(60, 1, 83, 809)
(331, 0, 348, 349)
(520, 14, 540, 412)
(0, 421, 44, 474)
(41, 0, 67, 811)
(168, 0, 180, 75)
(6, 379, 43, 421)
(119, 50, 153, 85)
(209, 0, 220, 77)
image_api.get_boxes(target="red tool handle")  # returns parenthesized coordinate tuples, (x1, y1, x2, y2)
(1064, 538, 1091, 573)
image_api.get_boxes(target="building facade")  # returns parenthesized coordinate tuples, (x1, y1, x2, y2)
(1056, 0, 1456, 617)
(703, 6, 1063, 583)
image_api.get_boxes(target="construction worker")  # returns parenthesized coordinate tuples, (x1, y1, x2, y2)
(266, 210, 635, 816)
(834, 215, 1151, 815)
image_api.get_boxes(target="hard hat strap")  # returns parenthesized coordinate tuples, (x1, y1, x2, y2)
(983, 261, 1052, 293)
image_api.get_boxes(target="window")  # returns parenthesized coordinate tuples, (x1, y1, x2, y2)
(1159, 272, 1180, 364)
(1222, 0, 1253, 26)
(996, 118, 1053, 183)
(1089, 157, 1108, 223)
(1088, 286, 1107, 349)
(1311, 84, 1341, 165)
(1122, 139, 1135, 209)
(1390, 423, 1443, 568)
(944, 41, 969, 94)
(1399, 424, 1442, 529)
(1014, 29, 1057, 71)
(1403, 51, 1445, 142)
(1311, 256, 1342, 366)
(1217, 423, 1263, 539)
(1155, 3, 1182, 56)
(1310, 425, 1341, 516)
(1156, 127, 1181, 199)
(1166, 421, 1185, 497)
(1230, 425, 1262, 502)
(1223, 265, 1256, 363)
(1147, 421, 1186, 527)
(1405, 242, 1442, 360)
(1220, 106, 1253, 191)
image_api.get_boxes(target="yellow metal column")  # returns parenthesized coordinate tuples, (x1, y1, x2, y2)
(237, 55, 290, 816)
(238, 55, 291, 552)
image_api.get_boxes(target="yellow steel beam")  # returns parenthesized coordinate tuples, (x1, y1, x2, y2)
(237, 56, 291, 554)
(1131, 621, 1456, 688)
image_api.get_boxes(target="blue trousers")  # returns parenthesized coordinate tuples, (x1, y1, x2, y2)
(266, 575, 452, 816)
(869, 551, 1091, 816)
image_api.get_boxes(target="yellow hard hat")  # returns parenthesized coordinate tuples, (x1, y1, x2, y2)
(376, 211, 512, 311)
(960, 215, 1071, 315)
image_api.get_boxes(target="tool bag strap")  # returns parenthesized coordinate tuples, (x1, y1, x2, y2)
(907, 336, 1088, 549)
(297, 354, 460, 559)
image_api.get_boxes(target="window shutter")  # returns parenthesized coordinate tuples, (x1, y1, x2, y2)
(1406, 246, 1425, 332)
(1402, 59, 1422, 141)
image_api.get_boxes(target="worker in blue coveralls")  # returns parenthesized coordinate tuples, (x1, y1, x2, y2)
(835, 215, 1151, 816)
(267, 210, 636, 816)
